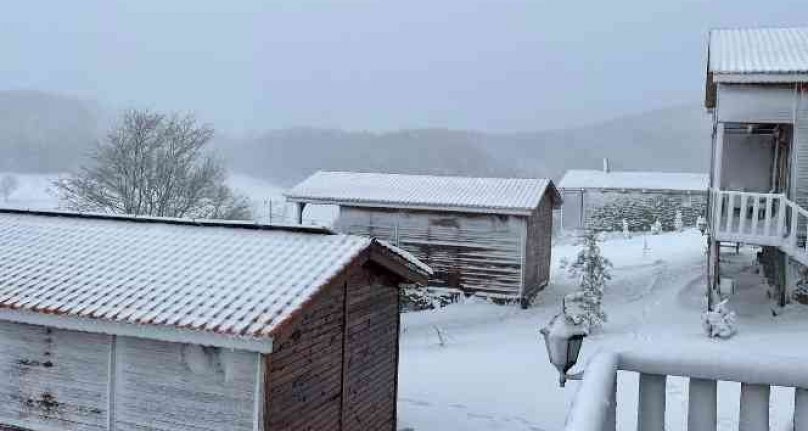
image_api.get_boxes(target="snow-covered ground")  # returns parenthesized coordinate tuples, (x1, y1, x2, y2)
(0, 172, 339, 225)
(398, 230, 808, 431)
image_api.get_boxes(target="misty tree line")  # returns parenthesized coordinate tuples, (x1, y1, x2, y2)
(55, 110, 251, 220)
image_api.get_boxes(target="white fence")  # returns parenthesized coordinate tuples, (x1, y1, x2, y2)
(565, 348, 808, 431)
(711, 189, 808, 265)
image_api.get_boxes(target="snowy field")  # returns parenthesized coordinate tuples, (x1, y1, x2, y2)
(0, 172, 338, 225)
(398, 231, 808, 431)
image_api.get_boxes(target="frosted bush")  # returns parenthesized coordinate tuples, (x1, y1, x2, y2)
(650, 218, 662, 235)
(702, 299, 737, 339)
(674, 210, 684, 231)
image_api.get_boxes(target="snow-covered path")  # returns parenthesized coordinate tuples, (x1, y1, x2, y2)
(397, 230, 808, 431)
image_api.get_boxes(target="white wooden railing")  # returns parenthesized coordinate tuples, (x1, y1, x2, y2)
(711, 189, 808, 266)
(565, 348, 808, 431)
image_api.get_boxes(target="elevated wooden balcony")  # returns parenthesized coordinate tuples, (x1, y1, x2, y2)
(711, 189, 808, 266)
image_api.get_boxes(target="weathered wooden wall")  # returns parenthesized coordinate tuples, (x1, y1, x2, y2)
(0, 321, 259, 431)
(522, 194, 553, 303)
(0, 322, 110, 431)
(265, 259, 401, 431)
(342, 264, 399, 430)
(114, 337, 258, 431)
(265, 278, 346, 430)
(336, 207, 526, 298)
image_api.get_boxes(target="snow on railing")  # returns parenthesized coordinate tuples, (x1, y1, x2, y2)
(565, 348, 808, 431)
(711, 189, 808, 265)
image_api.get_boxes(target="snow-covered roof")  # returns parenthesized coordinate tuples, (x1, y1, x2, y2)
(558, 170, 708, 192)
(709, 27, 808, 82)
(0, 209, 429, 352)
(285, 171, 561, 215)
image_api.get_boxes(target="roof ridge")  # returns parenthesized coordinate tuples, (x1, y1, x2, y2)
(0, 207, 335, 235)
(314, 170, 551, 182)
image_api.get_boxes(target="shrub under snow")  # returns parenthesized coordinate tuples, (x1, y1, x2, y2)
(702, 299, 737, 339)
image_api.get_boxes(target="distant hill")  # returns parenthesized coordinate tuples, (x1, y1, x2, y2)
(224, 105, 712, 186)
(0, 91, 711, 185)
(0, 91, 103, 172)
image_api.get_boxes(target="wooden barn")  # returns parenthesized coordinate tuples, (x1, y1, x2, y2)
(285, 171, 561, 307)
(0, 209, 430, 431)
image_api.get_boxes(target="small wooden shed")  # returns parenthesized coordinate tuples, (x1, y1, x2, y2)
(0, 209, 430, 431)
(285, 171, 561, 306)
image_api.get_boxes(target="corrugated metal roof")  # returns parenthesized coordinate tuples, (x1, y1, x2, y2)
(285, 171, 559, 215)
(709, 27, 808, 76)
(0, 210, 428, 345)
(558, 170, 708, 192)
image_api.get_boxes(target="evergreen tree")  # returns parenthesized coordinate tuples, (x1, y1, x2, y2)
(565, 230, 612, 329)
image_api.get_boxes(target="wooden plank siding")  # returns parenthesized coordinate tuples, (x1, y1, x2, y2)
(522, 193, 554, 303)
(336, 207, 526, 299)
(264, 258, 402, 431)
(264, 275, 347, 431)
(113, 337, 258, 431)
(341, 264, 399, 431)
(0, 322, 110, 431)
(0, 321, 259, 431)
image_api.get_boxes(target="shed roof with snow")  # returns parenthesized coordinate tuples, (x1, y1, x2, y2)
(0, 209, 429, 353)
(285, 171, 561, 216)
(706, 27, 808, 107)
(558, 170, 708, 192)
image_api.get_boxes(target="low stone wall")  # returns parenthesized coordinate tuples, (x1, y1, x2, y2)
(584, 190, 707, 232)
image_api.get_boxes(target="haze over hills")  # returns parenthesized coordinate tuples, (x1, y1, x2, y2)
(225, 105, 712, 186)
(0, 91, 711, 186)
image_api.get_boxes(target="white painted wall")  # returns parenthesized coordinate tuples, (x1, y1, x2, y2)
(0, 321, 261, 431)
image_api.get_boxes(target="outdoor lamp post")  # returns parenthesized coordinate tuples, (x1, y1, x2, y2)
(540, 314, 587, 387)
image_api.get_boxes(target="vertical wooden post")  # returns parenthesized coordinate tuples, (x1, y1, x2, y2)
(688, 378, 717, 431)
(739, 383, 769, 431)
(795, 388, 808, 431)
(638, 373, 666, 431)
(296, 202, 305, 225)
(725, 193, 734, 233)
(778, 197, 787, 238)
(764, 195, 773, 237)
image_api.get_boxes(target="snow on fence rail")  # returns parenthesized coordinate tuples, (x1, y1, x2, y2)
(566, 348, 808, 431)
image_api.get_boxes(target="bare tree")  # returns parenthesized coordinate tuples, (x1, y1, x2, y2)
(0, 174, 19, 203)
(55, 110, 251, 220)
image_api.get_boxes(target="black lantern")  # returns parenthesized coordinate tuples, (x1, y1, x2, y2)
(540, 314, 587, 387)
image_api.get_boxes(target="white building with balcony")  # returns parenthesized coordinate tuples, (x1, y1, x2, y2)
(706, 27, 808, 309)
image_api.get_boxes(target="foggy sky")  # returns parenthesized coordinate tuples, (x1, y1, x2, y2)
(2, 0, 808, 133)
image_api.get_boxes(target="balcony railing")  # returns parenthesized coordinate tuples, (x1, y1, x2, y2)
(711, 189, 808, 265)
(565, 348, 808, 431)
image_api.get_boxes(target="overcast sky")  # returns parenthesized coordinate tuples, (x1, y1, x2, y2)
(2, 0, 807, 133)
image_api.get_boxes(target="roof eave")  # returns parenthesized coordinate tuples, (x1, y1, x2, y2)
(284, 196, 535, 216)
(712, 72, 808, 83)
(0, 308, 274, 353)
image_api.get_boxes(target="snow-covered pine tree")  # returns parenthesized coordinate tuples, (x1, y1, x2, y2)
(565, 230, 612, 329)
(674, 210, 684, 232)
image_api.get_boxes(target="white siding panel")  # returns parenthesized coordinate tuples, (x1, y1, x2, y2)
(794, 89, 808, 209)
(717, 84, 796, 124)
(0, 321, 110, 431)
(114, 337, 258, 431)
